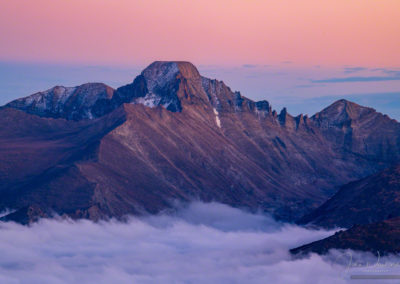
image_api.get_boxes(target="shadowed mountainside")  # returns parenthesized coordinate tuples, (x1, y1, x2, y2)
(298, 164, 400, 229)
(291, 217, 400, 256)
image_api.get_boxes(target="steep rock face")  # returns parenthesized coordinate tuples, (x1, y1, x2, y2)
(1, 61, 400, 223)
(115, 62, 180, 111)
(278, 107, 296, 129)
(113, 61, 209, 112)
(291, 217, 400, 256)
(6, 83, 115, 120)
(298, 164, 400, 228)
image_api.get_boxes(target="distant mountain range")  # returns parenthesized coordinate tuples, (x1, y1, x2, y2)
(1, 61, 400, 253)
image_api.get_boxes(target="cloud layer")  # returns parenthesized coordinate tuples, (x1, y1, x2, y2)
(311, 76, 400, 83)
(0, 202, 397, 284)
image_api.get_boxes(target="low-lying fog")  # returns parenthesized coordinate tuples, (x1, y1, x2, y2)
(0, 202, 397, 284)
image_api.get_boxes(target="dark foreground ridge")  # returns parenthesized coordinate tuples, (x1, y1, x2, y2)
(298, 164, 400, 229)
(291, 217, 400, 256)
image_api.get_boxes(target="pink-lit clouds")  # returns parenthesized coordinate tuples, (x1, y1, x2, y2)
(0, 0, 399, 67)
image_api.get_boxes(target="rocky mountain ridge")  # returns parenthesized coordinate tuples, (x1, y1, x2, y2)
(1, 61, 400, 225)
(5, 61, 316, 126)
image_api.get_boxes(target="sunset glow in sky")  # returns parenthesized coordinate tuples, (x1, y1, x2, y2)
(0, 0, 399, 120)
(1, 0, 399, 67)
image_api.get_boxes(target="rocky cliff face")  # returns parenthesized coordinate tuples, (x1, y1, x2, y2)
(1, 61, 400, 224)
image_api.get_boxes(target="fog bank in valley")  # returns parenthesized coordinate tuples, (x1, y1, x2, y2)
(0, 202, 393, 284)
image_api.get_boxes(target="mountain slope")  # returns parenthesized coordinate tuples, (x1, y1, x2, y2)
(291, 217, 400, 256)
(1, 61, 400, 223)
(0, 106, 127, 223)
(312, 99, 400, 164)
(298, 164, 400, 228)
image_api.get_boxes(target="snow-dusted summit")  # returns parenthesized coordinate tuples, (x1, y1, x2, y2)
(5, 61, 276, 120)
(6, 83, 115, 120)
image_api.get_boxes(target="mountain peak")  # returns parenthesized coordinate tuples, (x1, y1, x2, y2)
(5, 83, 115, 120)
(175, 61, 201, 79)
(311, 99, 375, 127)
(319, 99, 369, 115)
(116, 61, 201, 113)
(328, 99, 362, 110)
(142, 61, 200, 85)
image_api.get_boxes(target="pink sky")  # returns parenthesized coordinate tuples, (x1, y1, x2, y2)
(1, 0, 399, 67)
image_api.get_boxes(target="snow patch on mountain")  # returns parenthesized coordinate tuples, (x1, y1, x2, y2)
(134, 93, 162, 108)
(22, 86, 77, 113)
(213, 108, 221, 128)
(5, 83, 116, 120)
